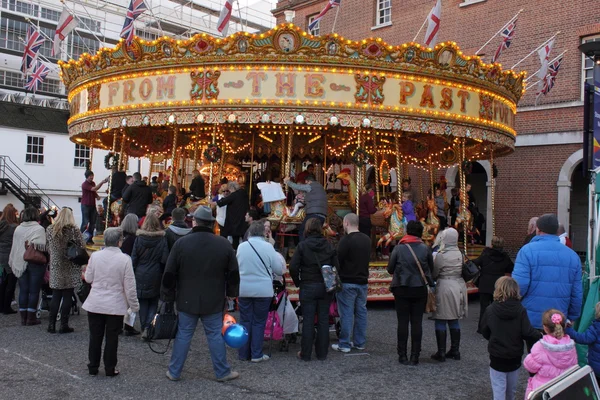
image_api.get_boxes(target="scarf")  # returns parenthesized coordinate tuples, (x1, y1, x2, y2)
(9, 221, 46, 278)
(399, 235, 422, 244)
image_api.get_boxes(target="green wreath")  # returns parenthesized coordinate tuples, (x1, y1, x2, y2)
(351, 147, 371, 167)
(104, 152, 120, 170)
(204, 144, 223, 163)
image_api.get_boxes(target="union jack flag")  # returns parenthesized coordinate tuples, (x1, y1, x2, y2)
(21, 26, 45, 74)
(120, 0, 148, 45)
(24, 61, 50, 93)
(540, 55, 563, 95)
(308, 0, 341, 33)
(491, 19, 517, 63)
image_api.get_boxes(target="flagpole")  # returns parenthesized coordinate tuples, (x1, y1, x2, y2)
(475, 9, 522, 55)
(59, 0, 104, 45)
(235, 0, 244, 33)
(412, 17, 428, 43)
(511, 31, 560, 69)
(331, 4, 341, 33)
(146, 1, 165, 38)
(18, 35, 61, 75)
(524, 50, 567, 82)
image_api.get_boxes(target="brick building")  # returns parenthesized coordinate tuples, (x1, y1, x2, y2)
(272, 0, 599, 256)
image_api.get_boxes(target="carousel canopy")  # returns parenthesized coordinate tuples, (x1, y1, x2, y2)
(59, 23, 525, 166)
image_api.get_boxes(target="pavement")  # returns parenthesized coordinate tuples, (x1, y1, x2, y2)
(0, 297, 529, 400)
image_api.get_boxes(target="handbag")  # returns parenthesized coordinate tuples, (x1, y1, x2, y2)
(248, 241, 279, 311)
(313, 251, 343, 293)
(66, 240, 89, 266)
(461, 252, 480, 282)
(404, 244, 437, 314)
(147, 301, 178, 354)
(23, 241, 47, 265)
(77, 280, 92, 303)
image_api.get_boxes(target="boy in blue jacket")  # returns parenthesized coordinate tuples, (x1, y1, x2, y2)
(566, 302, 600, 381)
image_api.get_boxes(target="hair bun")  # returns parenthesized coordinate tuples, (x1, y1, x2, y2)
(551, 313, 563, 324)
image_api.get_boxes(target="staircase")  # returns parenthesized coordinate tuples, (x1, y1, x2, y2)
(0, 155, 59, 210)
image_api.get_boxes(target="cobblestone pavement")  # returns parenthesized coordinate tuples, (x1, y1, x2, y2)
(0, 298, 528, 400)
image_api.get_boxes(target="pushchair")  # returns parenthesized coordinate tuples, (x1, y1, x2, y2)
(295, 293, 341, 339)
(36, 284, 80, 320)
(264, 280, 298, 355)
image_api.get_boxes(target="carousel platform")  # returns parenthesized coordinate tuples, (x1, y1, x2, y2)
(87, 235, 484, 302)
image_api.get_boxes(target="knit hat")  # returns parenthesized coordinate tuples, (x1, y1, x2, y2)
(536, 214, 559, 235)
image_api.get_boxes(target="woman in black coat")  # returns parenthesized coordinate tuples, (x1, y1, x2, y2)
(290, 218, 337, 361)
(0, 204, 18, 314)
(214, 181, 249, 250)
(473, 236, 514, 332)
(131, 214, 168, 339)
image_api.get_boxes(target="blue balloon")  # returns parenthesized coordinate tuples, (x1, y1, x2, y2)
(223, 324, 249, 349)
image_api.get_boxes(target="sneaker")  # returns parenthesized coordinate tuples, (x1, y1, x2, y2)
(331, 344, 350, 353)
(166, 371, 180, 381)
(216, 371, 240, 382)
(352, 344, 366, 350)
(251, 355, 270, 363)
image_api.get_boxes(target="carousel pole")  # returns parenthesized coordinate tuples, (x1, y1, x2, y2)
(249, 131, 255, 204)
(356, 130, 361, 212)
(323, 133, 327, 186)
(460, 139, 468, 255)
(286, 126, 293, 193)
(105, 131, 118, 231)
(395, 133, 402, 203)
(119, 131, 126, 170)
(429, 157, 434, 199)
(209, 126, 216, 199)
(218, 148, 226, 182)
(88, 133, 94, 170)
(149, 154, 154, 181)
(372, 128, 380, 203)
(490, 146, 496, 237)
(170, 127, 178, 187)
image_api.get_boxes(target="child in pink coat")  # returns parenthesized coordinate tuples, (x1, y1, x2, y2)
(523, 309, 578, 399)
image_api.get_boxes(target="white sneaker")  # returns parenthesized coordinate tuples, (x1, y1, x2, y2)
(251, 354, 270, 362)
(331, 344, 350, 353)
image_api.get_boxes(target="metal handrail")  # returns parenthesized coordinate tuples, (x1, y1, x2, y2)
(0, 155, 59, 209)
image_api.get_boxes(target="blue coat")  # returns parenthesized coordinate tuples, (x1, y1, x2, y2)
(566, 320, 600, 374)
(513, 235, 583, 329)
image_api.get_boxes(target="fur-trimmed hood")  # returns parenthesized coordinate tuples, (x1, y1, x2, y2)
(136, 229, 165, 237)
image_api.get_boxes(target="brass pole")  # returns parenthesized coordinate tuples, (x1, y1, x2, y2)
(285, 126, 293, 194)
(460, 139, 468, 255)
(323, 132, 327, 187)
(105, 131, 118, 231)
(490, 146, 495, 237)
(209, 127, 216, 198)
(395, 132, 402, 203)
(170, 128, 178, 186)
(149, 154, 154, 181)
(119, 131, 126, 170)
(373, 128, 380, 203)
(249, 131, 255, 204)
(356, 130, 361, 213)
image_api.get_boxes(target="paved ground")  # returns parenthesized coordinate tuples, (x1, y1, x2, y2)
(1, 297, 529, 400)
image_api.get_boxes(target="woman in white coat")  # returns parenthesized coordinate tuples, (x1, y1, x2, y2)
(82, 227, 139, 377)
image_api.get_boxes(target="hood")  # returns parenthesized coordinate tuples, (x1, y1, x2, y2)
(490, 299, 522, 320)
(168, 224, 192, 236)
(134, 180, 148, 188)
(303, 235, 331, 254)
(441, 228, 459, 247)
(486, 247, 509, 262)
(540, 335, 576, 369)
(137, 229, 165, 237)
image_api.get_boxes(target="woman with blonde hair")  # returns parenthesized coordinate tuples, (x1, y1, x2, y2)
(46, 207, 86, 333)
(131, 213, 168, 338)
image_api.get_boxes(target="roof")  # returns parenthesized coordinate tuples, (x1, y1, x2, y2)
(0, 101, 69, 134)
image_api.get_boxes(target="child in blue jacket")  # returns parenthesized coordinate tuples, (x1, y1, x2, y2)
(566, 302, 600, 381)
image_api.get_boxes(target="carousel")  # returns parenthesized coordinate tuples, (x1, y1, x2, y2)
(59, 23, 525, 301)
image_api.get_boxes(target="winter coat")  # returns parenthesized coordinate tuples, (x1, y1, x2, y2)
(358, 192, 376, 219)
(165, 222, 192, 251)
(387, 236, 434, 289)
(8, 221, 46, 278)
(161, 226, 239, 315)
(402, 200, 416, 222)
(0, 220, 17, 271)
(524, 335, 578, 398)
(473, 247, 514, 294)
(236, 236, 284, 298)
(480, 299, 542, 372)
(189, 175, 206, 198)
(566, 320, 600, 375)
(162, 193, 177, 215)
(131, 230, 169, 299)
(122, 180, 153, 217)
(83, 247, 139, 316)
(290, 234, 337, 288)
(432, 229, 467, 320)
(513, 235, 583, 329)
(46, 225, 85, 290)
(121, 233, 136, 256)
(216, 188, 249, 237)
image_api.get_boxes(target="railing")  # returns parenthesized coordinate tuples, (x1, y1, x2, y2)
(0, 155, 59, 210)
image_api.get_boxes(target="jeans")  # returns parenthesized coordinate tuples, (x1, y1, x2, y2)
(237, 297, 272, 360)
(489, 367, 519, 400)
(393, 290, 427, 355)
(336, 283, 368, 349)
(138, 297, 159, 330)
(434, 319, 460, 331)
(168, 311, 231, 380)
(0, 269, 17, 313)
(87, 312, 123, 374)
(80, 204, 97, 241)
(50, 288, 74, 320)
(18, 263, 45, 312)
(299, 214, 326, 241)
(299, 282, 331, 360)
(479, 293, 493, 331)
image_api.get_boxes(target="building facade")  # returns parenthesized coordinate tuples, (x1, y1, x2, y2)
(273, 0, 597, 256)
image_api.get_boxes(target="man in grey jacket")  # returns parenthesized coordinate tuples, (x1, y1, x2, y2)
(284, 174, 327, 241)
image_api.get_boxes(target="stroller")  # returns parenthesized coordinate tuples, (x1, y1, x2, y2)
(295, 294, 341, 339)
(264, 280, 298, 355)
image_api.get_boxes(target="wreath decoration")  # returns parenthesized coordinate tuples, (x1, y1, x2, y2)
(351, 147, 371, 167)
(104, 152, 120, 170)
(461, 160, 472, 175)
(204, 144, 223, 163)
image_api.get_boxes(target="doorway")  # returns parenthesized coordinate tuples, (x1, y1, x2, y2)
(569, 162, 589, 256)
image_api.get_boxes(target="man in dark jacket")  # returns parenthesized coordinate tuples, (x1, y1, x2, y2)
(161, 206, 240, 382)
(213, 181, 248, 250)
(165, 208, 191, 250)
(189, 170, 206, 199)
(122, 172, 153, 218)
(161, 185, 178, 219)
(285, 174, 327, 241)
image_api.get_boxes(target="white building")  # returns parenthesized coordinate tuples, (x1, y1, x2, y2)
(0, 0, 275, 223)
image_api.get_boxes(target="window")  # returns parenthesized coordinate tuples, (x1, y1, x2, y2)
(375, 0, 391, 26)
(38, 26, 56, 58)
(307, 15, 320, 36)
(73, 144, 90, 168)
(77, 16, 101, 34)
(135, 28, 159, 41)
(38, 77, 63, 94)
(0, 16, 29, 52)
(1, 0, 39, 17)
(40, 7, 60, 22)
(0, 70, 62, 94)
(583, 35, 600, 87)
(26, 136, 44, 164)
(69, 34, 100, 59)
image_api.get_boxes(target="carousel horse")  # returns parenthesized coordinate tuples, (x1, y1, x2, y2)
(377, 200, 405, 247)
(182, 196, 209, 215)
(267, 200, 306, 224)
(336, 169, 358, 212)
(420, 197, 440, 245)
(109, 199, 123, 227)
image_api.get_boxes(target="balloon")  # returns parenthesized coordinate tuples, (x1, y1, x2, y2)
(222, 313, 237, 335)
(223, 324, 248, 349)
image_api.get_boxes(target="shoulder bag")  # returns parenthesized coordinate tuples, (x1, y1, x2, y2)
(66, 239, 89, 266)
(313, 250, 342, 293)
(461, 252, 480, 283)
(248, 241, 279, 311)
(404, 244, 436, 313)
(23, 241, 47, 265)
(147, 301, 178, 354)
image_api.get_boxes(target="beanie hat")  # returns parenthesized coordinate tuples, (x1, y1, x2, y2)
(536, 214, 559, 235)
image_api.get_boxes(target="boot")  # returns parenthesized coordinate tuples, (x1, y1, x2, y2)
(58, 314, 74, 334)
(26, 311, 41, 326)
(47, 312, 57, 333)
(406, 339, 421, 366)
(397, 341, 408, 364)
(407, 352, 419, 366)
(445, 329, 461, 360)
(430, 330, 447, 362)
(20, 310, 27, 326)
